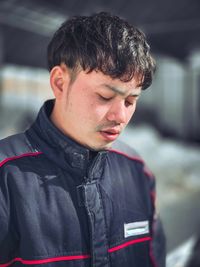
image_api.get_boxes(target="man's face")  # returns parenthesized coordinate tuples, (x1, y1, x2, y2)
(52, 69, 141, 150)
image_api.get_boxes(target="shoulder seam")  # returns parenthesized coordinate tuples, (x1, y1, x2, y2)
(108, 148, 144, 164)
(0, 152, 43, 168)
(109, 149, 154, 179)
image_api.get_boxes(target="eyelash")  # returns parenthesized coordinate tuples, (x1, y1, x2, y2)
(98, 94, 137, 107)
(125, 100, 133, 107)
(98, 95, 112, 101)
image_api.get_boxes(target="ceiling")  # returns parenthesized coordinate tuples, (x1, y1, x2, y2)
(0, 0, 200, 68)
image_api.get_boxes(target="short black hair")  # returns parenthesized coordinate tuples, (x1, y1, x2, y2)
(47, 12, 156, 89)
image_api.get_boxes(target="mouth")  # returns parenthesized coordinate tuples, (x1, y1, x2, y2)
(99, 129, 120, 141)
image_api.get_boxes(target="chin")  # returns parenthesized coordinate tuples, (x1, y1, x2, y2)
(88, 142, 113, 151)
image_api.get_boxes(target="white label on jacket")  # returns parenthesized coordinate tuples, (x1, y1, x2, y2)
(124, 221, 149, 238)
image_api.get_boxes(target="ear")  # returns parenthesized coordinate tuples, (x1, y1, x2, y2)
(50, 65, 71, 99)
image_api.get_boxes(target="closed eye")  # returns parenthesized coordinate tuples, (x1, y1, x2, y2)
(125, 96, 139, 107)
(98, 94, 113, 101)
(125, 100, 134, 107)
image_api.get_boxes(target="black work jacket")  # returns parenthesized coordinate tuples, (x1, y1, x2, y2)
(0, 100, 166, 267)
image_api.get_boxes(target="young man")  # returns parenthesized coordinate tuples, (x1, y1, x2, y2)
(0, 12, 166, 267)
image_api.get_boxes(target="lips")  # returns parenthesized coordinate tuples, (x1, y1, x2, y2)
(99, 129, 120, 141)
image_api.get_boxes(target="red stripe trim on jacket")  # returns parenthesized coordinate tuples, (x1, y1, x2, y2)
(108, 236, 151, 253)
(0, 152, 43, 168)
(0, 237, 151, 266)
(0, 254, 91, 267)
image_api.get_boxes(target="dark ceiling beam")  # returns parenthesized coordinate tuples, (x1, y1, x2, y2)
(0, 1, 65, 36)
(142, 18, 200, 35)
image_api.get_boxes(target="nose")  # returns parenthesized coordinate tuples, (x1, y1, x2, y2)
(106, 101, 127, 124)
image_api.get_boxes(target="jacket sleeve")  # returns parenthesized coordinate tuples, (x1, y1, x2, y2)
(151, 215, 166, 267)
(0, 167, 9, 246)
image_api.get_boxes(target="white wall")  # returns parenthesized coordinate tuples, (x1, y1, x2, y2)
(1, 64, 53, 112)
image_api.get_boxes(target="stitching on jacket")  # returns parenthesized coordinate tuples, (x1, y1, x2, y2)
(96, 182, 110, 252)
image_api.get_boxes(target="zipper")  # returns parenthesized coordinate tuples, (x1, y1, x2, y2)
(77, 150, 110, 266)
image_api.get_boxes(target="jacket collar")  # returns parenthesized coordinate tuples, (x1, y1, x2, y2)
(28, 100, 107, 177)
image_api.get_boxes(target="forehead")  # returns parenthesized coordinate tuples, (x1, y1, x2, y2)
(75, 70, 141, 92)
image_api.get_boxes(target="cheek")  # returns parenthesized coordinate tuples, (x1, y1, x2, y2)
(76, 100, 98, 125)
(89, 99, 110, 121)
(94, 106, 111, 122)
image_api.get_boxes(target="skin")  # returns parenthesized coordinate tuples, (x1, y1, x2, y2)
(50, 64, 142, 151)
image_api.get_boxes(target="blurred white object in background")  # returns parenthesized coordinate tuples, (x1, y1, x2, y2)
(166, 236, 196, 267)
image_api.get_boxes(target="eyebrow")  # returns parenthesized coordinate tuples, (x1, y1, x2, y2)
(102, 84, 141, 97)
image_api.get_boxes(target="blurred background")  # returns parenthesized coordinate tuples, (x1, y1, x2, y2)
(0, 0, 200, 266)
